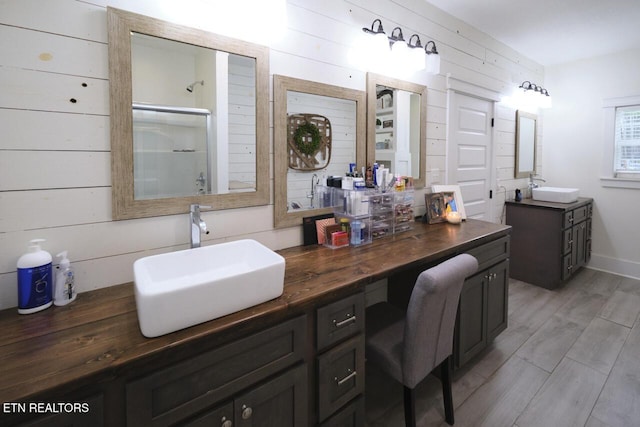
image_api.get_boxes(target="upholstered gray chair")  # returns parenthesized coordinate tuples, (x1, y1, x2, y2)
(365, 254, 478, 426)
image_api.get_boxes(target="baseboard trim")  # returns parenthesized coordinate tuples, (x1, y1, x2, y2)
(588, 254, 640, 280)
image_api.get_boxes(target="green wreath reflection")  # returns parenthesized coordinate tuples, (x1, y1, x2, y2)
(293, 122, 321, 156)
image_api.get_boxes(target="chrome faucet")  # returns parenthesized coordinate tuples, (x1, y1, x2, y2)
(190, 204, 211, 248)
(529, 173, 546, 189)
(307, 173, 320, 208)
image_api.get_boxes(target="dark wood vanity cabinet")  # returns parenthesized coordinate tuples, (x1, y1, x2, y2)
(126, 316, 308, 427)
(388, 234, 510, 371)
(1, 221, 511, 427)
(506, 198, 593, 289)
(455, 259, 509, 367)
(455, 236, 510, 367)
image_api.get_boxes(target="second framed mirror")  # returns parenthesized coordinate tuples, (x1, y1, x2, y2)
(274, 75, 366, 229)
(515, 110, 537, 178)
(366, 73, 427, 189)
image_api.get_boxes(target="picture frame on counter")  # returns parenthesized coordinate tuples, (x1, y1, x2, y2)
(425, 192, 446, 224)
(432, 185, 467, 220)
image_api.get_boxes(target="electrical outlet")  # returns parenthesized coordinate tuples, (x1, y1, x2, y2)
(432, 168, 440, 183)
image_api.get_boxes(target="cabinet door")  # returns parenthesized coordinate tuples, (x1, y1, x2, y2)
(126, 316, 305, 427)
(575, 221, 589, 269)
(235, 364, 307, 427)
(562, 228, 573, 255)
(456, 272, 486, 367)
(486, 260, 509, 341)
(181, 402, 233, 427)
(562, 253, 573, 281)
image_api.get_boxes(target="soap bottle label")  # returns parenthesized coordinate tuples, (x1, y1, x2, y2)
(18, 263, 53, 310)
(59, 270, 75, 301)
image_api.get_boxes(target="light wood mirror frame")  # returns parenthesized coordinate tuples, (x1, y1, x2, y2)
(515, 110, 537, 178)
(107, 7, 269, 220)
(366, 73, 428, 189)
(273, 75, 366, 229)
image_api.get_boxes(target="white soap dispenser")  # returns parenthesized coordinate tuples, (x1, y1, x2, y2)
(54, 251, 76, 306)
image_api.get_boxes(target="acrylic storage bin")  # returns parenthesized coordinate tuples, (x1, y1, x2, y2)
(393, 189, 415, 234)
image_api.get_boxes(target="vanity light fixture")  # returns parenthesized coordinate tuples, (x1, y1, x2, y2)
(361, 19, 441, 74)
(519, 81, 552, 109)
(407, 34, 426, 72)
(361, 19, 391, 64)
(424, 40, 441, 75)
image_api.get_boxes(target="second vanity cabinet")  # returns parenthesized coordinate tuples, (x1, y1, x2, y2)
(506, 198, 593, 289)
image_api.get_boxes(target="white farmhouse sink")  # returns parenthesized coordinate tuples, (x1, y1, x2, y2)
(532, 187, 580, 203)
(133, 239, 285, 338)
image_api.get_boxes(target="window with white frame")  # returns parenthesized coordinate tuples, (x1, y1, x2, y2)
(614, 105, 640, 176)
(601, 95, 640, 189)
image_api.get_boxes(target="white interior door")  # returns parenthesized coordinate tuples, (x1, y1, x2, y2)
(447, 92, 494, 219)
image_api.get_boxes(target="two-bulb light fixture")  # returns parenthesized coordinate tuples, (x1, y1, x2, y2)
(517, 81, 552, 109)
(361, 19, 440, 75)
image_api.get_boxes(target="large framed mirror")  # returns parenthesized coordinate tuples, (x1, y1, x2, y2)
(515, 110, 537, 178)
(366, 73, 427, 188)
(108, 7, 269, 219)
(274, 75, 366, 228)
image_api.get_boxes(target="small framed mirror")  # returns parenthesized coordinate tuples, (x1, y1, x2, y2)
(515, 110, 537, 178)
(366, 73, 427, 188)
(273, 75, 366, 229)
(108, 7, 269, 219)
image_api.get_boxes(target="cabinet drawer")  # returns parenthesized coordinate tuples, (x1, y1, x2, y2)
(126, 315, 306, 427)
(318, 334, 365, 422)
(317, 293, 364, 352)
(573, 205, 589, 223)
(320, 396, 364, 427)
(563, 211, 574, 229)
(563, 228, 573, 255)
(466, 235, 510, 271)
(562, 253, 573, 281)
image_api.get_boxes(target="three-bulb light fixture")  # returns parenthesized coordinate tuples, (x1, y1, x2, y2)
(361, 19, 440, 74)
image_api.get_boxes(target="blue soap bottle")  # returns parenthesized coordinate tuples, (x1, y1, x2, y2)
(17, 239, 53, 314)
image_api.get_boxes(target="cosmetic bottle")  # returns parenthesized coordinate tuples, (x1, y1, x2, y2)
(17, 239, 53, 314)
(54, 251, 77, 306)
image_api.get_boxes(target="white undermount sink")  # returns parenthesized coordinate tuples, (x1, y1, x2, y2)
(133, 239, 285, 338)
(531, 187, 580, 203)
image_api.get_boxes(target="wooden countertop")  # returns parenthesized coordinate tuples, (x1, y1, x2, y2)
(0, 219, 510, 404)
(505, 197, 593, 211)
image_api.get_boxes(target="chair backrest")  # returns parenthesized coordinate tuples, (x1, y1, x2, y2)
(402, 253, 478, 388)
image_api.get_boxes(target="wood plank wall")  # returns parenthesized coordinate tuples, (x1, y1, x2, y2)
(0, 0, 543, 310)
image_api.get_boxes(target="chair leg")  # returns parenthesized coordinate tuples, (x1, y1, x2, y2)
(403, 385, 417, 427)
(441, 356, 454, 425)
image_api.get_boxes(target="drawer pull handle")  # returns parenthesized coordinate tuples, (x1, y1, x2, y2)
(335, 369, 357, 386)
(333, 315, 356, 328)
(221, 417, 233, 427)
(241, 405, 252, 420)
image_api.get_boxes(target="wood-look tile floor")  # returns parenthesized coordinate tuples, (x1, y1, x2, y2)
(365, 268, 640, 427)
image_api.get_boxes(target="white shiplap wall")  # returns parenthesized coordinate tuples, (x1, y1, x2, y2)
(0, 0, 543, 310)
